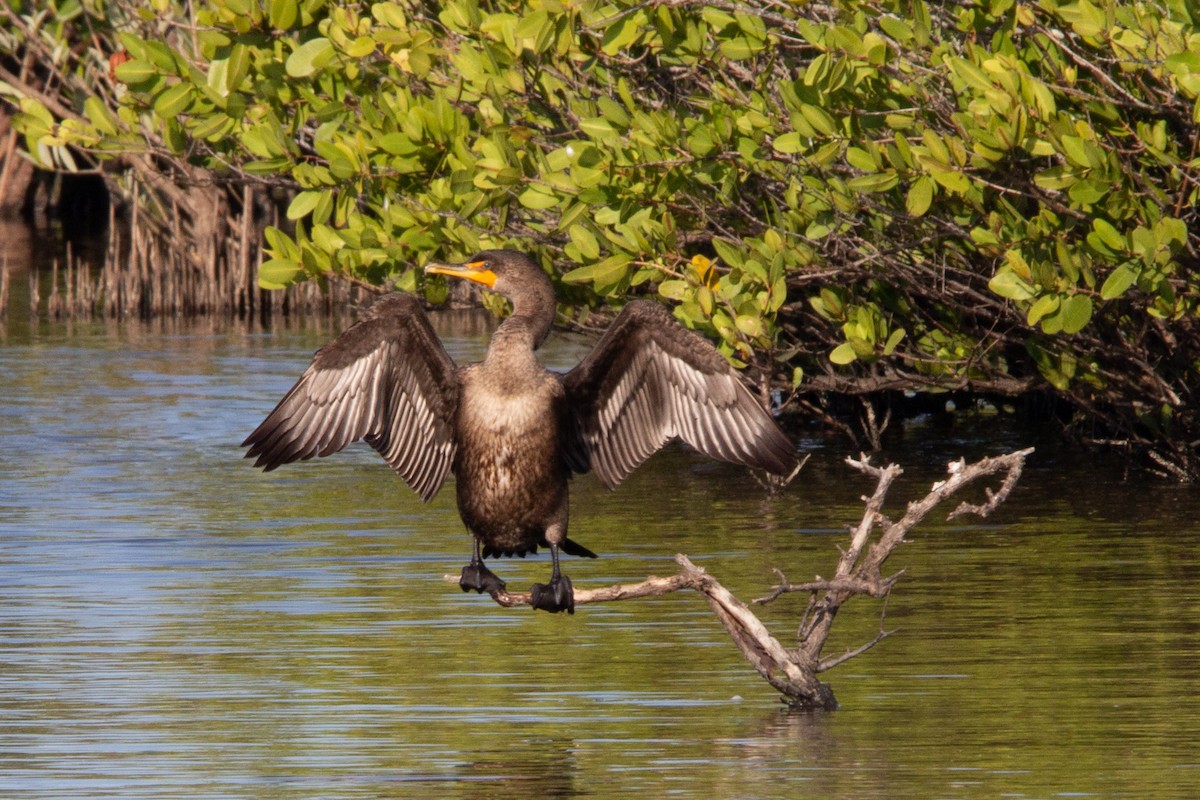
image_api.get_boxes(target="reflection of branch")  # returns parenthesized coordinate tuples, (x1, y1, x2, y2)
(750, 453, 809, 492)
(453, 447, 1034, 711)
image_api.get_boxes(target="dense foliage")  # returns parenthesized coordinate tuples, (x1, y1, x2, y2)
(5, 0, 1199, 475)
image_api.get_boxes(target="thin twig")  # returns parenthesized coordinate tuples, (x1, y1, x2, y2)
(818, 628, 895, 672)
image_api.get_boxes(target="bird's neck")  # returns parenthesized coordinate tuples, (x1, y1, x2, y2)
(484, 316, 542, 373)
(503, 276, 556, 350)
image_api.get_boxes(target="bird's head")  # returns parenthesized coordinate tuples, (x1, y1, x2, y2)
(423, 249, 557, 346)
(423, 249, 544, 296)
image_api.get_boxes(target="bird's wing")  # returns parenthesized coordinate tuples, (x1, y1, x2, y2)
(242, 294, 459, 501)
(562, 300, 795, 488)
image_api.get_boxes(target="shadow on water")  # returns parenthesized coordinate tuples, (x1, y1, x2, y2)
(2, 228, 1199, 799)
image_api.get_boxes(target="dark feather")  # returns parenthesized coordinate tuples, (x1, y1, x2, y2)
(563, 300, 796, 488)
(242, 294, 459, 502)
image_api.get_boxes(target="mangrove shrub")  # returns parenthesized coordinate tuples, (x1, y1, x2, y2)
(6, 0, 1200, 475)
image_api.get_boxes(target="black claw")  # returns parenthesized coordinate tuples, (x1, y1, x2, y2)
(530, 573, 575, 615)
(459, 561, 507, 595)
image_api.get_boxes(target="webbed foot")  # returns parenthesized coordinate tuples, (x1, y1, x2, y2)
(459, 561, 506, 595)
(530, 572, 575, 615)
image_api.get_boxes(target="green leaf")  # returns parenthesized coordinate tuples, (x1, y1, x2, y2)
(224, 44, 252, 93)
(720, 35, 762, 61)
(557, 202, 590, 233)
(568, 226, 600, 261)
(847, 172, 898, 193)
(772, 132, 805, 154)
(926, 162, 970, 194)
(1059, 135, 1094, 169)
(882, 327, 905, 356)
(597, 95, 630, 128)
(1027, 294, 1060, 326)
(372, 2, 408, 27)
(846, 147, 876, 172)
(287, 190, 324, 220)
(735, 314, 763, 338)
(264, 225, 300, 260)
(84, 96, 119, 136)
(190, 113, 235, 141)
(139, 40, 182, 75)
(1034, 166, 1076, 191)
(1091, 219, 1126, 252)
(579, 117, 618, 141)
(269, 0, 298, 30)
(687, 127, 717, 157)
(799, 104, 836, 136)
(310, 224, 344, 254)
(1100, 264, 1138, 300)
(518, 185, 560, 210)
(346, 36, 376, 58)
(805, 218, 834, 239)
(312, 190, 335, 225)
(243, 157, 292, 175)
(114, 58, 157, 85)
(286, 37, 335, 78)
(879, 16, 913, 42)
(561, 254, 632, 290)
(1062, 0, 1106, 37)
(258, 258, 303, 289)
(829, 342, 858, 365)
(153, 82, 194, 119)
(601, 11, 645, 56)
(657, 279, 689, 301)
(989, 268, 1036, 301)
(947, 56, 994, 93)
(906, 176, 934, 217)
(1059, 294, 1093, 334)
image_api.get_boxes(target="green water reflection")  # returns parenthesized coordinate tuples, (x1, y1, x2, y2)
(1, 306, 1198, 798)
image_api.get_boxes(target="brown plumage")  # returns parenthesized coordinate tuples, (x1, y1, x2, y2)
(243, 250, 797, 613)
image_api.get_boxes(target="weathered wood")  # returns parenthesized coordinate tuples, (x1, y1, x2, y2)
(450, 447, 1033, 710)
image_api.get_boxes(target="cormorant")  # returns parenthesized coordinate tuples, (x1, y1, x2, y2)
(243, 250, 796, 613)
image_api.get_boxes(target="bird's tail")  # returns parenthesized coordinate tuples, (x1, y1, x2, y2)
(561, 537, 599, 559)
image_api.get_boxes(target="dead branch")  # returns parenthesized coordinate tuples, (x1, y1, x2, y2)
(753, 572, 900, 603)
(442, 570, 699, 608)
(818, 627, 895, 672)
(448, 447, 1033, 710)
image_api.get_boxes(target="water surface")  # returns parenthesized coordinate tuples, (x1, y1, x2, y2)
(1, 274, 1198, 798)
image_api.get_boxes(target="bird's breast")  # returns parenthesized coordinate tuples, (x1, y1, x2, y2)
(453, 370, 568, 538)
(457, 376, 562, 471)
(461, 379, 550, 435)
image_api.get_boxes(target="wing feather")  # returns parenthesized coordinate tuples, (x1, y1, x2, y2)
(243, 294, 459, 501)
(563, 300, 796, 488)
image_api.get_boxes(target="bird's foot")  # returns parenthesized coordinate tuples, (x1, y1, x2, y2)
(530, 573, 575, 615)
(459, 561, 506, 595)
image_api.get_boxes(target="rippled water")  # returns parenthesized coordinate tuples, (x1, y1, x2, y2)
(2, 262, 1199, 798)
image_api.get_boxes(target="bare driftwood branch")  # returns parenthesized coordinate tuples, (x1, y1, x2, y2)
(445, 554, 832, 707)
(450, 447, 1034, 710)
(442, 569, 698, 608)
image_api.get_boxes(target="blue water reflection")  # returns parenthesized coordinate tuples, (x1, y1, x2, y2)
(1, 311, 1198, 799)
